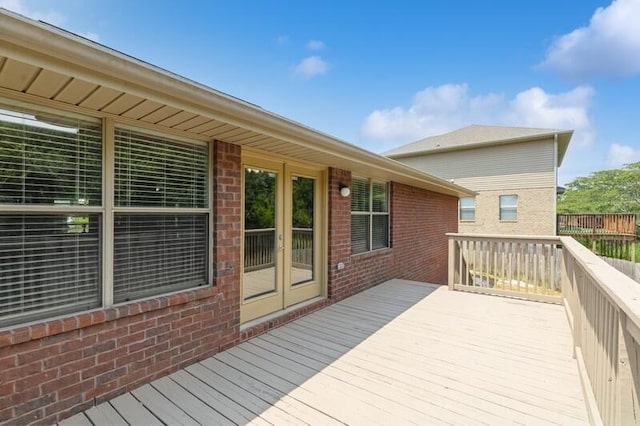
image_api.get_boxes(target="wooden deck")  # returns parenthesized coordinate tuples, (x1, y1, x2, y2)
(60, 279, 588, 425)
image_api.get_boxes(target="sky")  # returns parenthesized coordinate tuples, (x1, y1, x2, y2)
(2, 0, 640, 185)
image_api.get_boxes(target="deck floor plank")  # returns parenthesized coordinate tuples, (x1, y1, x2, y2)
(69, 279, 588, 425)
(83, 402, 127, 426)
(57, 412, 93, 426)
(131, 384, 200, 426)
(109, 392, 164, 426)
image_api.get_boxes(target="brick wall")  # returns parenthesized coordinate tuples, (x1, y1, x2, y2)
(327, 169, 457, 301)
(390, 182, 458, 284)
(459, 188, 556, 236)
(0, 161, 457, 425)
(0, 141, 242, 425)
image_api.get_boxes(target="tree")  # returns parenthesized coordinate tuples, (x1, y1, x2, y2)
(558, 162, 640, 214)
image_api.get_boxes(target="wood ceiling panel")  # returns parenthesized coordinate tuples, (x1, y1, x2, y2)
(0, 58, 39, 91)
(121, 99, 163, 119)
(140, 105, 181, 124)
(78, 86, 122, 110)
(172, 115, 213, 131)
(157, 111, 197, 128)
(101, 93, 144, 115)
(25, 69, 70, 98)
(54, 78, 99, 105)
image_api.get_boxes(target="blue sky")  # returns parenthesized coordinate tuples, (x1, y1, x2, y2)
(2, 0, 640, 185)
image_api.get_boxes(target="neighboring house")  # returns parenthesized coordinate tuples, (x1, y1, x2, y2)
(385, 125, 573, 235)
(0, 10, 473, 424)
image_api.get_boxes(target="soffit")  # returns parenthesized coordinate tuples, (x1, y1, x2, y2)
(0, 11, 473, 197)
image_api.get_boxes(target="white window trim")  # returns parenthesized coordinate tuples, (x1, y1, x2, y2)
(0, 100, 213, 326)
(351, 177, 390, 254)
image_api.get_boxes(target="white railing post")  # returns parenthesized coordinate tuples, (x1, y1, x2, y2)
(448, 237, 456, 291)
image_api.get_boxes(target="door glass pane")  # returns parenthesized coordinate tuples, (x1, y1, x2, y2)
(243, 168, 277, 300)
(291, 175, 314, 286)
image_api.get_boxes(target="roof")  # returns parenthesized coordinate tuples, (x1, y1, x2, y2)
(384, 125, 574, 167)
(0, 9, 473, 198)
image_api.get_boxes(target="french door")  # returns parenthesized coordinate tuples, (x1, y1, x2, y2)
(241, 156, 324, 323)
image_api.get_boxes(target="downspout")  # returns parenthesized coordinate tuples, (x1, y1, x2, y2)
(554, 133, 558, 235)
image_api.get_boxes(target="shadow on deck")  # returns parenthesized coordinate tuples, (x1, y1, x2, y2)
(61, 279, 587, 426)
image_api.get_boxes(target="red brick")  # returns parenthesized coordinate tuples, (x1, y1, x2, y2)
(47, 320, 64, 336)
(0, 354, 17, 370)
(4, 361, 43, 382)
(82, 360, 115, 380)
(58, 379, 94, 400)
(0, 332, 13, 348)
(15, 369, 59, 392)
(29, 324, 48, 340)
(44, 348, 83, 369)
(17, 343, 60, 365)
(42, 372, 80, 395)
(12, 328, 31, 345)
(0, 382, 14, 398)
(60, 357, 95, 376)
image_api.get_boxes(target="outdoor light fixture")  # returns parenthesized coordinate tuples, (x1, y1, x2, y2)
(339, 184, 351, 197)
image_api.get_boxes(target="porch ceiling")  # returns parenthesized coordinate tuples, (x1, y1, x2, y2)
(0, 10, 473, 198)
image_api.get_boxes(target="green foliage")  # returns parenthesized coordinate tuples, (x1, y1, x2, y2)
(558, 162, 640, 214)
(244, 169, 276, 229)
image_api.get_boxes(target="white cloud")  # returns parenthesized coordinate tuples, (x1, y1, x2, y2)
(307, 40, 325, 50)
(0, 0, 65, 25)
(292, 56, 329, 79)
(505, 86, 595, 147)
(361, 83, 595, 151)
(362, 83, 503, 142)
(607, 143, 640, 168)
(539, 0, 640, 78)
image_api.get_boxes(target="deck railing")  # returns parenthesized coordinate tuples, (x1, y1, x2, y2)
(448, 233, 640, 425)
(558, 213, 637, 238)
(244, 228, 313, 271)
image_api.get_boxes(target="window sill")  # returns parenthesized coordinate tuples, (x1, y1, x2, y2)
(351, 247, 393, 258)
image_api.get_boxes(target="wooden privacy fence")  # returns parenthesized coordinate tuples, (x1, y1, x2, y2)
(557, 213, 637, 238)
(448, 233, 640, 425)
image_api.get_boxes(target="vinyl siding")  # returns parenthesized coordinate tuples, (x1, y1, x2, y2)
(398, 139, 556, 191)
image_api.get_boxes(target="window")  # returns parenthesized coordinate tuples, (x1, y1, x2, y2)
(459, 197, 476, 221)
(0, 104, 103, 326)
(351, 177, 389, 254)
(500, 195, 518, 221)
(113, 128, 209, 303)
(0, 101, 210, 327)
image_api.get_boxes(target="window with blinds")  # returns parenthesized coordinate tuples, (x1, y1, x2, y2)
(500, 194, 518, 221)
(460, 197, 476, 221)
(0, 105, 102, 327)
(351, 177, 390, 254)
(0, 101, 213, 327)
(113, 128, 209, 302)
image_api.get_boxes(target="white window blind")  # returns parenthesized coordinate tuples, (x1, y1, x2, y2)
(351, 177, 390, 254)
(113, 214, 207, 303)
(115, 128, 208, 208)
(500, 195, 518, 221)
(0, 105, 102, 327)
(113, 128, 209, 302)
(460, 197, 476, 221)
(0, 107, 102, 205)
